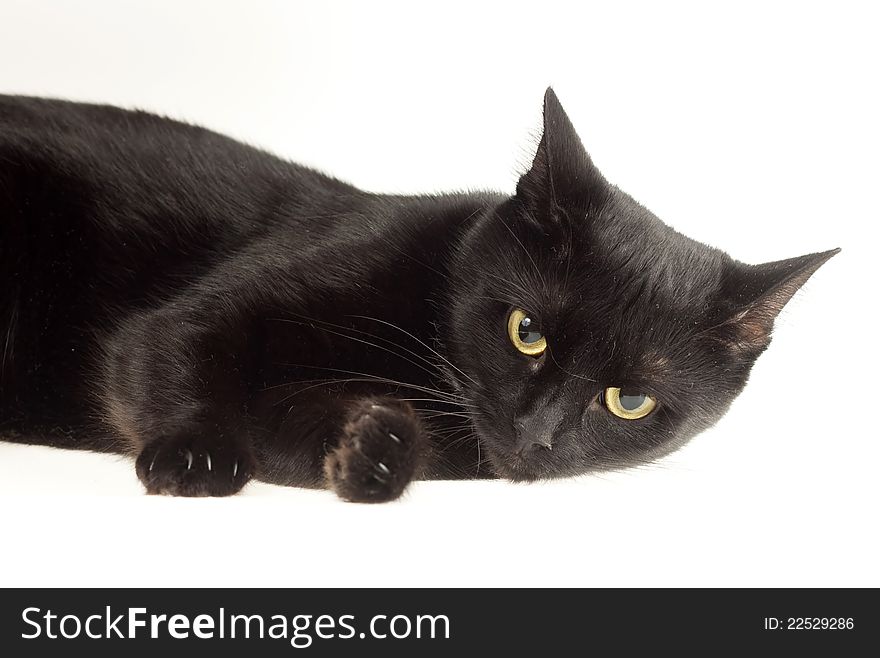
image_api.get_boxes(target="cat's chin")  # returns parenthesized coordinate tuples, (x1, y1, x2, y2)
(499, 461, 545, 482)
(484, 448, 549, 482)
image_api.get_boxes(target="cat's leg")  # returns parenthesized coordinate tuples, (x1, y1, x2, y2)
(324, 396, 425, 503)
(102, 298, 260, 497)
(253, 387, 427, 502)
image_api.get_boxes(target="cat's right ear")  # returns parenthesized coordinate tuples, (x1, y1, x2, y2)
(714, 248, 840, 353)
(515, 87, 608, 220)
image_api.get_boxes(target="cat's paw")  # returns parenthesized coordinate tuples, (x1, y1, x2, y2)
(135, 433, 255, 497)
(325, 398, 423, 503)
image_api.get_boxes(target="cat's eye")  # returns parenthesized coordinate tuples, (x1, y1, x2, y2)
(507, 308, 547, 356)
(603, 387, 656, 420)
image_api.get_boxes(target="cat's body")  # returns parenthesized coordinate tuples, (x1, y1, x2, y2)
(0, 90, 836, 501)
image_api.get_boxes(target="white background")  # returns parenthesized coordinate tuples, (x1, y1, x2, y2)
(1, 0, 877, 587)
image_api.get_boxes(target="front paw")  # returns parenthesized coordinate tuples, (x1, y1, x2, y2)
(325, 399, 423, 503)
(135, 432, 254, 497)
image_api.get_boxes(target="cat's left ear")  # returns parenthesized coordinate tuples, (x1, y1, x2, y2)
(719, 248, 840, 352)
(515, 87, 608, 217)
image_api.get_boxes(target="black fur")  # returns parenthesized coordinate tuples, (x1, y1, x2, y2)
(0, 89, 837, 501)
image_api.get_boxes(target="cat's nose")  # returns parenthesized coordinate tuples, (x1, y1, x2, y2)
(513, 417, 554, 455)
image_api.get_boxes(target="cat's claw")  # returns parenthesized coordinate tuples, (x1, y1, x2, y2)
(136, 433, 254, 497)
(325, 398, 423, 503)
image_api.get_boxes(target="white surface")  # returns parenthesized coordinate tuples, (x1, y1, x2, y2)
(0, 0, 877, 587)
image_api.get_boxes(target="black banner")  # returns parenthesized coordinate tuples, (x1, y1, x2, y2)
(0, 588, 875, 654)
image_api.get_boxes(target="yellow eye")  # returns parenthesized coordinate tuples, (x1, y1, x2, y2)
(507, 308, 547, 356)
(603, 387, 656, 420)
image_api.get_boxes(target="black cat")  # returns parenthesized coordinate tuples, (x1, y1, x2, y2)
(0, 89, 837, 501)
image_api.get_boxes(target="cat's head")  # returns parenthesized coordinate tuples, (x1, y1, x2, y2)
(448, 88, 837, 481)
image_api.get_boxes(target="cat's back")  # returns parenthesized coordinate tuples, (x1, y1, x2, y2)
(0, 95, 374, 298)
(0, 94, 359, 214)
(0, 94, 265, 173)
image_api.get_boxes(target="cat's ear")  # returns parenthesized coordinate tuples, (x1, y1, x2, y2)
(515, 87, 608, 216)
(718, 248, 840, 352)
